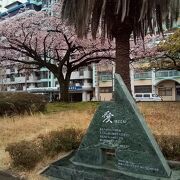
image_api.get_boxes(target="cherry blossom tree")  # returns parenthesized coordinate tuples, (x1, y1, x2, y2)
(0, 10, 114, 102)
(130, 35, 161, 60)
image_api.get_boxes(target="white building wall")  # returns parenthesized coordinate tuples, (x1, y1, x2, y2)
(0, 0, 27, 12)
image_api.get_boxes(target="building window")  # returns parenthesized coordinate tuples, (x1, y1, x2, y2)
(134, 85, 152, 93)
(10, 67, 15, 73)
(35, 71, 40, 80)
(79, 68, 84, 76)
(144, 94, 150, 97)
(72, 80, 83, 85)
(87, 79, 92, 83)
(6, 74, 10, 78)
(176, 88, 180, 96)
(40, 71, 48, 79)
(16, 84, 23, 90)
(10, 74, 15, 82)
(39, 82, 48, 87)
(99, 72, 112, 81)
(135, 94, 142, 97)
(100, 87, 112, 93)
(158, 87, 172, 96)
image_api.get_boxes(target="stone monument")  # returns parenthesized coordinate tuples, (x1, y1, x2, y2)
(42, 74, 177, 180)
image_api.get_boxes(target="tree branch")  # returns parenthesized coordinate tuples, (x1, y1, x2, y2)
(72, 56, 115, 71)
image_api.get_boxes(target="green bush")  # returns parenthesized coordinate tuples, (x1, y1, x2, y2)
(0, 92, 47, 116)
(6, 140, 43, 169)
(155, 135, 180, 161)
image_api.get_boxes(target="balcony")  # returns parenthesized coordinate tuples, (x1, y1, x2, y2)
(27, 76, 40, 83)
(71, 70, 92, 80)
(155, 70, 180, 78)
(27, 87, 58, 93)
(134, 71, 152, 79)
(15, 77, 26, 83)
(134, 70, 180, 83)
(29, 0, 42, 6)
(100, 74, 112, 82)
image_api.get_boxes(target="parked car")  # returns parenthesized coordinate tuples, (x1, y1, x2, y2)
(134, 93, 162, 102)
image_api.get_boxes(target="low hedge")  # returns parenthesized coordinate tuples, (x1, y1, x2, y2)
(6, 128, 83, 170)
(0, 92, 47, 116)
(38, 128, 83, 157)
(6, 140, 43, 169)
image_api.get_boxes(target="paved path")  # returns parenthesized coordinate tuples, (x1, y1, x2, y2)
(0, 171, 19, 180)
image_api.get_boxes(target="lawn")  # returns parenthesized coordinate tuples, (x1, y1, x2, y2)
(0, 101, 179, 179)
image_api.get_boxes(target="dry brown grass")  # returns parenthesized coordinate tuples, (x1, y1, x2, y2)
(0, 111, 91, 147)
(138, 102, 180, 136)
(0, 102, 179, 179)
(0, 110, 92, 170)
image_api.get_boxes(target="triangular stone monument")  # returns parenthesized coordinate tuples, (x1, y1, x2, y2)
(42, 74, 175, 180)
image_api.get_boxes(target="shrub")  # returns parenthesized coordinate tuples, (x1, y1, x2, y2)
(0, 100, 15, 116)
(6, 140, 43, 169)
(6, 128, 84, 170)
(39, 128, 84, 156)
(155, 135, 180, 161)
(38, 131, 63, 156)
(59, 128, 84, 151)
(0, 92, 47, 116)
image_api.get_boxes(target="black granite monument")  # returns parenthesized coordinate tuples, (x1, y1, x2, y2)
(42, 74, 179, 180)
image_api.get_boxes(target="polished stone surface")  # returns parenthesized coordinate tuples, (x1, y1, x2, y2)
(42, 74, 173, 179)
(42, 152, 180, 180)
(0, 171, 19, 180)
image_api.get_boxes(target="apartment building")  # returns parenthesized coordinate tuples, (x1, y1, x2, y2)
(132, 68, 180, 101)
(94, 62, 180, 101)
(95, 29, 180, 102)
(0, 63, 93, 101)
(0, 0, 19, 12)
(92, 63, 114, 101)
(0, 0, 42, 16)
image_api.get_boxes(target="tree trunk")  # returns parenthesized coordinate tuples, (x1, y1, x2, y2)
(59, 80, 70, 102)
(56, 72, 71, 102)
(115, 30, 131, 92)
(60, 82, 69, 102)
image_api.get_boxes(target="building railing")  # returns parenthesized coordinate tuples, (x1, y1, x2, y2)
(155, 70, 180, 78)
(134, 70, 180, 79)
(29, 0, 42, 6)
(100, 75, 112, 81)
(134, 71, 152, 79)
